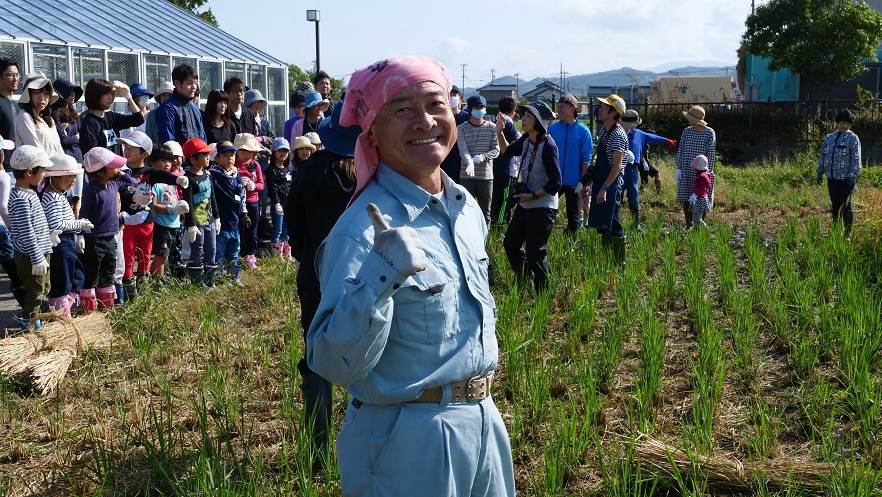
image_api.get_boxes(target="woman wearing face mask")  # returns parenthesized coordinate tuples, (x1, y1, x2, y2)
(203, 90, 236, 145)
(15, 75, 63, 155)
(128, 83, 154, 134)
(457, 95, 500, 225)
(439, 85, 472, 183)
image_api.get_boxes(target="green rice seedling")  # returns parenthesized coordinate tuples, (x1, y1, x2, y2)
(599, 441, 658, 497)
(715, 224, 737, 307)
(746, 399, 780, 458)
(525, 359, 552, 426)
(542, 401, 589, 495)
(636, 306, 665, 430)
(745, 225, 768, 304)
(827, 462, 882, 497)
(577, 360, 604, 429)
(730, 290, 760, 389)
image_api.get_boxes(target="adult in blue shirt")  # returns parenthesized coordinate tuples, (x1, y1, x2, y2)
(549, 93, 592, 233)
(308, 56, 515, 497)
(620, 110, 677, 227)
(282, 92, 306, 145)
(156, 64, 205, 144)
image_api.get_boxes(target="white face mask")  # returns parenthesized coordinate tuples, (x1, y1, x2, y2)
(138, 95, 151, 108)
(449, 96, 460, 109)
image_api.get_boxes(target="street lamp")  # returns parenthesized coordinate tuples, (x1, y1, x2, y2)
(306, 9, 321, 72)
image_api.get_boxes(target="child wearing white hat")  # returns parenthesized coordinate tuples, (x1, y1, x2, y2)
(8, 145, 53, 328)
(688, 155, 713, 229)
(41, 154, 93, 319)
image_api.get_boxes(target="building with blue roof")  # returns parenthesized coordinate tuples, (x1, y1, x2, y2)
(0, 0, 289, 134)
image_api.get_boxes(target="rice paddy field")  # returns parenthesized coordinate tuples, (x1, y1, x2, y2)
(1, 153, 881, 496)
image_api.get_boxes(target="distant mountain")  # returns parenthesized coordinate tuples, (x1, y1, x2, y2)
(643, 60, 734, 73)
(466, 65, 737, 96)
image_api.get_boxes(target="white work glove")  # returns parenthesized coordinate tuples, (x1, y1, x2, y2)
(675, 169, 682, 184)
(167, 200, 190, 215)
(32, 258, 49, 276)
(76, 219, 95, 231)
(463, 156, 475, 177)
(688, 193, 697, 206)
(472, 154, 485, 165)
(274, 203, 284, 216)
(185, 226, 198, 243)
(133, 192, 151, 206)
(123, 210, 150, 225)
(243, 177, 255, 192)
(367, 203, 426, 277)
(214, 218, 221, 233)
(49, 230, 62, 247)
(75, 235, 85, 254)
(175, 176, 189, 189)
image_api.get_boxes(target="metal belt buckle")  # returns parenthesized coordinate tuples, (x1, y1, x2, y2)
(465, 373, 491, 402)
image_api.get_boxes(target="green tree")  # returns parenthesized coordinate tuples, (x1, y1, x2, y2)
(741, 0, 882, 95)
(169, 0, 217, 27)
(288, 64, 345, 100)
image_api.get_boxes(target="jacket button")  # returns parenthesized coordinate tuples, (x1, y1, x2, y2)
(456, 194, 463, 200)
(380, 275, 387, 282)
(393, 283, 400, 289)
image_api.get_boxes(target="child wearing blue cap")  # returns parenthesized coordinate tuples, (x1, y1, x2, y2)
(266, 137, 293, 259)
(210, 141, 250, 286)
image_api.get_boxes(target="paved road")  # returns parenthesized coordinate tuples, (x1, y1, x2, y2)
(0, 275, 23, 332)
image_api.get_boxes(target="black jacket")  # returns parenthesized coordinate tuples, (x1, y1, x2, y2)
(285, 149, 355, 287)
(266, 163, 294, 205)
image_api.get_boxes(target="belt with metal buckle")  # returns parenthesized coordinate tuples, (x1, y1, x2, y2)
(415, 372, 494, 404)
(350, 372, 494, 409)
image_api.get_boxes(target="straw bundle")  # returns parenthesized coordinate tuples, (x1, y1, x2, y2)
(632, 434, 833, 494)
(0, 312, 112, 396)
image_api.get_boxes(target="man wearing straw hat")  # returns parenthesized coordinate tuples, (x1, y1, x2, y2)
(307, 56, 515, 496)
(586, 94, 629, 264)
(675, 105, 716, 228)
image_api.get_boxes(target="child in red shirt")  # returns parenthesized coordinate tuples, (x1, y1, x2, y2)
(688, 154, 713, 229)
(233, 133, 265, 269)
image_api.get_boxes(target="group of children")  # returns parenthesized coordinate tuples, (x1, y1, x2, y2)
(3, 129, 316, 330)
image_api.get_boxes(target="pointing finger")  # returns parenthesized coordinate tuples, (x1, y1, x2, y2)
(366, 203, 391, 232)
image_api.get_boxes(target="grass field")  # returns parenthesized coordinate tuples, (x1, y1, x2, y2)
(1, 156, 881, 496)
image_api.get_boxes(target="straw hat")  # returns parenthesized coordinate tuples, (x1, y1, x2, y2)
(683, 106, 708, 126)
(292, 136, 316, 153)
(234, 133, 263, 153)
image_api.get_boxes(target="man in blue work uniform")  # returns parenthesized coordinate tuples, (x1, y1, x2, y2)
(620, 109, 677, 227)
(307, 56, 515, 497)
(549, 93, 592, 233)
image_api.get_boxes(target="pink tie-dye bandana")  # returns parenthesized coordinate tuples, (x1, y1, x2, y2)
(340, 56, 452, 201)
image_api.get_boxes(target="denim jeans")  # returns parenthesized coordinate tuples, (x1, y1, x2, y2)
(188, 223, 217, 268)
(271, 212, 288, 243)
(215, 229, 241, 276)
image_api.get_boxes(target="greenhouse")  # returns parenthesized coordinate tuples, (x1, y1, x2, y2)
(0, 0, 289, 134)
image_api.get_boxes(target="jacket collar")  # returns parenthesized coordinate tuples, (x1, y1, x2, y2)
(376, 163, 471, 223)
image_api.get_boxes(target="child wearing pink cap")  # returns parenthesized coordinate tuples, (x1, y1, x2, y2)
(79, 147, 142, 311)
(688, 154, 713, 229)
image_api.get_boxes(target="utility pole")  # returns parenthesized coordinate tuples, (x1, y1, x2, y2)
(751, 0, 755, 15)
(491, 68, 495, 84)
(461, 64, 467, 91)
(515, 72, 519, 98)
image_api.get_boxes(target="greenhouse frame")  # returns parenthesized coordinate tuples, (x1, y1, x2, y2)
(0, 0, 289, 135)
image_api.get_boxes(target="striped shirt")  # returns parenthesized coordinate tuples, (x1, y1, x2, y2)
(457, 120, 500, 180)
(41, 191, 80, 233)
(8, 186, 52, 264)
(596, 123, 628, 174)
(675, 126, 716, 206)
(817, 130, 861, 180)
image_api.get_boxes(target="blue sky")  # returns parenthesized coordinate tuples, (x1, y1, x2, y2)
(211, 0, 754, 84)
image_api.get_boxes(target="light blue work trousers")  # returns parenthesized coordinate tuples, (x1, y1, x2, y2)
(337, 396, 515, 497)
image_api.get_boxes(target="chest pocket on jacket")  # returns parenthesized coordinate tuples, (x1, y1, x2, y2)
(391, 263, 457, 344)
